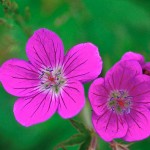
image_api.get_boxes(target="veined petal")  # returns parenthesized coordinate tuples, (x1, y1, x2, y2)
(63, 43, 102, 83)
(0, 59, 40, 97)
(105, 60, 142, 90)
(14, 91, 58, 127)
(123, 107, 150, 141)
(88, 78, 108, 116)
(26, 28, 64, 69)
(92, 111, 128, 142)
(57, 80, 85, 118)
(121, 51, 145, 65)
(129, 75, 150, 107)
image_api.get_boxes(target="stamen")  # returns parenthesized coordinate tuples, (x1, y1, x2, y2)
(107, 90, 132, 115)
(39, 67, 66, 94)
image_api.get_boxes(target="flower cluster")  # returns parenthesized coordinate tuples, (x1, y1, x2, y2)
(0, 28, 150, 143)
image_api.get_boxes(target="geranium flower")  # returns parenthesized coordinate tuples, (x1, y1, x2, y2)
(89, 60, 150, 142)
(122, 51, 150, 76)
(0, 28, 102, 127)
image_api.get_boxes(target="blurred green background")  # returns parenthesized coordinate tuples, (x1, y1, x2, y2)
(0, 0, 150, 149)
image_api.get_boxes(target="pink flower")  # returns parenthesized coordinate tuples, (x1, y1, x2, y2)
(89, 60, 150, 142)
(0, 28, 102, 127)
(122, 51, 150, 76)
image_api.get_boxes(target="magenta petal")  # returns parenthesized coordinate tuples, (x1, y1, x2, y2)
(129, 75, 150, 107)
(26, 28, 64, 68)
(105, 60, 142, 90)
(92, 111, 128, 142)
(57, 80, 85, 118)
(0, 59, 39, 97)
(88, 78, 108, 115)
(121, 51, 145, 65)
(123, 107, 150, 141)
(63, 43, 102, 83)
(14, 92, 58, 127)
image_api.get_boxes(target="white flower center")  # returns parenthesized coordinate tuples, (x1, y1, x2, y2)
(39, 67, 66, 93)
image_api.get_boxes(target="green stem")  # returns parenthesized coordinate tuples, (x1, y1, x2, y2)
(81, 100, 92, 129)
(81, 100, 98, 150)
(88, 133, 98, 150)
(110, 140, 131, 150)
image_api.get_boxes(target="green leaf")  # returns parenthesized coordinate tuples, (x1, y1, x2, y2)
(69, 119, 90, 133)
(54, 134, 85, 150)
(54, 120, 93, 150)
(79, 135, 91, 150)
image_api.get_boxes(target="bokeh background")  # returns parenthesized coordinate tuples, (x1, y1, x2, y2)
(0, 0, 150, 149)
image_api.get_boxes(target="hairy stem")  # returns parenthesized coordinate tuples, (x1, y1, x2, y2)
(110, 140, 131, 150)
(88, 133, 98, 150)
(80, 100, 93, 128)
(81, 100, 99, 150)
